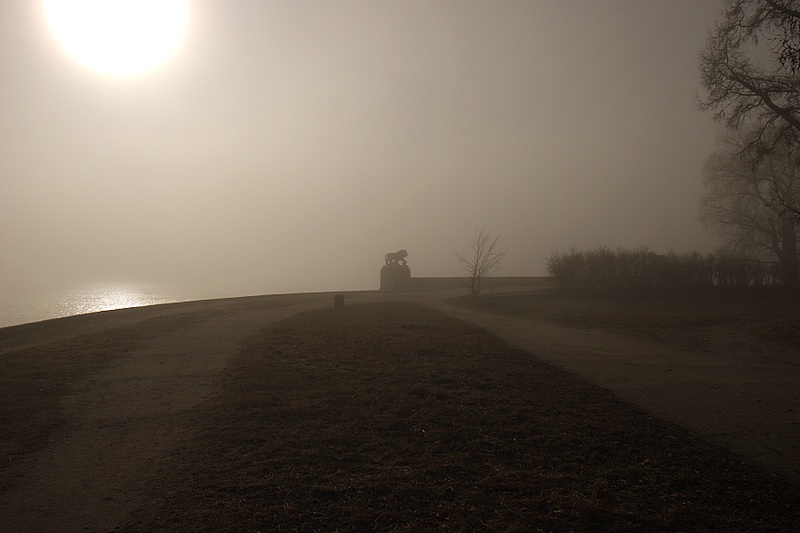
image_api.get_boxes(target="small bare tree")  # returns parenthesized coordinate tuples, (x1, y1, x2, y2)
(455, 230, 506, 297)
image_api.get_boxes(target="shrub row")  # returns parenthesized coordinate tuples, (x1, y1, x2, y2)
(547, 247, 782, 292)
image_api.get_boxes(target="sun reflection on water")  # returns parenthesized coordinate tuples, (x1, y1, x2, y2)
(1, 283, 185, 328)
(60, 284, 178, 317)
(62, 285, 174, 315)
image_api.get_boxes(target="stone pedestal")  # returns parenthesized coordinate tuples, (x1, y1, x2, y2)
(380, 263, 412, 292)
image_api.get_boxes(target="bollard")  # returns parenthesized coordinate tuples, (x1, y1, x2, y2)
(334, 294, 344, 307)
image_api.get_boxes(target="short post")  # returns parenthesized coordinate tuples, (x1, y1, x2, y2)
(334, 294, 345, 307)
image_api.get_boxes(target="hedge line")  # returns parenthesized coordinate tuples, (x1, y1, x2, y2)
(547, 247, 782, 292)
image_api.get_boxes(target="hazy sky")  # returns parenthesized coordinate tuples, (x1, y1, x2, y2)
(1, 0, 725, 297)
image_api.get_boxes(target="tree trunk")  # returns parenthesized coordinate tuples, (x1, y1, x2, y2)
(779, 217, 800, 287)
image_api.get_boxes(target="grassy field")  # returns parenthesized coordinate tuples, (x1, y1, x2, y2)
(122, 298, 800, 531)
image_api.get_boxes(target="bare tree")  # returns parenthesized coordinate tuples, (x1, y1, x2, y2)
(699, 0, 800, 161)
(701, 129, 800, 286)
(455, 230, 506, 297)
(770, 0, 800, 72)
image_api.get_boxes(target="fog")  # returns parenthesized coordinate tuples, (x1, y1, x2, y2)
(1, 0, 723, 299)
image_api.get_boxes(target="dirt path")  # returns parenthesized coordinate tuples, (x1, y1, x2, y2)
(422, 298, 800, 482)
(0, 294, 332, 531)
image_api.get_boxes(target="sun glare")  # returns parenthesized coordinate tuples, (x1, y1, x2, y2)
(42, 0, 187, 76)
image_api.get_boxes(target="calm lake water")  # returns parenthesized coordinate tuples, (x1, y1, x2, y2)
(0, 284, 192, 328)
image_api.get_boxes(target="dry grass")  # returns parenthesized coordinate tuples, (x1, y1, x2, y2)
(125, 300, 800, 531)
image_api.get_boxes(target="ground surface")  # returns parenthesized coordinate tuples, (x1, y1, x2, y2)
(0, 288, 798, 530)
(435, 289, 800, 482)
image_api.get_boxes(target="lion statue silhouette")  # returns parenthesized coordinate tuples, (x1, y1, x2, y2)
(384, 249, 408, 266)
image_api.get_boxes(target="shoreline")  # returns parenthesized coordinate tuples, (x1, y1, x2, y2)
(0, 289, 375, 332)
(0, 277, 552, 330)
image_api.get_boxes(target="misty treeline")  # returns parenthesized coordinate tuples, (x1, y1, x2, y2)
(698, 0, 800, 287)
(547, 247, 783, 292)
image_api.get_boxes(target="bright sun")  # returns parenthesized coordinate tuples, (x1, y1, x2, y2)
(42, 0, 188, 76)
